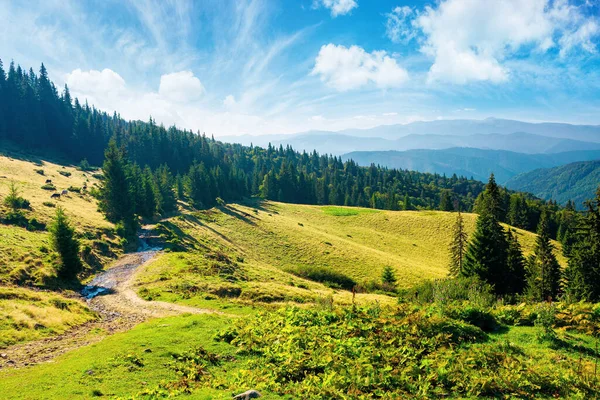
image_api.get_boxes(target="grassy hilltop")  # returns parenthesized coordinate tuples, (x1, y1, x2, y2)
(134, 201, 565, 313)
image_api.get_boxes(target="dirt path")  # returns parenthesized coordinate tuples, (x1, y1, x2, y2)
(0, 246, 217, 369)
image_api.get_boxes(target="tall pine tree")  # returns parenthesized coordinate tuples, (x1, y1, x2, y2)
(448, 211, 468, 277)
(49, 207, 82, 280)
(506, 229, 526, 295)
(526, 210, 561, 301)
(99, 140, 134, 225)
(564, 186, 600, 302)
(463, 174, 510, 294)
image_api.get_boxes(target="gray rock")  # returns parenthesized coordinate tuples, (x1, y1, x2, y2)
(233, 389, 261, 399)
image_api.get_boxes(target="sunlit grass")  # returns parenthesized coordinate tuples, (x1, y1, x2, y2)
(0, 286, 96, 348)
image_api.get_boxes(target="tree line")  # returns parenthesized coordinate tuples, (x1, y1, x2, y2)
(449, 174, 600, 302)
(1, 60, 492, 216)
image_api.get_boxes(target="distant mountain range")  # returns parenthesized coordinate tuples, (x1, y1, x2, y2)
(340, 118, 600, 141)
(341, 148, 600, 184)
(219, 118, 600, 156)
(505, 160, 600, 209)
(218, 118, 600, 205)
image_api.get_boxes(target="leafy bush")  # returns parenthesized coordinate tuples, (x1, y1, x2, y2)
(58, 170, 71, 177)
(286, 265, 356, 290)
(68, 186, 81, 193)
(42, 201, 56, 208)
(34, 168, 45, 175)
(492, 304, 537, 326)
(41, 183, 56, 190)
(535, 302, 558, 342)
(442, 304, 501, 332)
(78, 158, 96, 172)
(399, 276, 495, 308)
(4, 181, 30, 210)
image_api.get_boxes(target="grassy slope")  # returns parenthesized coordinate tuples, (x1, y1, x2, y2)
(0, 154, 117, 348)
(0, 286, 96, 347)
(133, 201, 565, 312)
(0, 313, 248, 400)
(0, 154, 117, 283)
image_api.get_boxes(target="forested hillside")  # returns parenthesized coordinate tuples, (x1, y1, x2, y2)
(0, 59, 488, 213)
(506, 160, 600, 209)
(343, 148, 600, 184)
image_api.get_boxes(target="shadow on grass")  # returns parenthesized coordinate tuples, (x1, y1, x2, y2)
(159, 219, 207, 251)
(219, 205, 258, 226)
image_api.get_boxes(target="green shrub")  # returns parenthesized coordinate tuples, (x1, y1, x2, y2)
(27, 217, 45, 231)
(58, 170, 71, 177)
(68, 186, 81, 193)
(34, 168, 45, 175)
(286, 265, 356, 290)
(41, 183, 56, 190)
(4, 181, 30, 210)
(535, 303, 558, 342)
(399, 276, 495, 308)
(42, 201, 56, 208)
(442, 304, 501, 332)
(493, 304, 537, 326)
(79, 158, 96, 172)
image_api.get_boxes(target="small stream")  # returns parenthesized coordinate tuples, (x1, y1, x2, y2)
(81, 234, 162, 300)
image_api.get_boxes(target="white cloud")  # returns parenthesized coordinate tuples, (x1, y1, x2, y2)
(559, 19, 599, 56)
(394, 0, 600, 84)
(309, 115, 326, 121)
(385, 6, 416, 44)
(65, 68, 126, 95)
(312, 44, 409, 91)
(223, 94, 237, 108)
(314, 0, 358, 17)
(158, 71, 205, 103)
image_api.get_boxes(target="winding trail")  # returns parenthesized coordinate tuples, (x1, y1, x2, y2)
(0, 235, 218, 369)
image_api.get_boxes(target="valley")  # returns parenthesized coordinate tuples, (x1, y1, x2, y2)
(2, 153, 594, 399)
(2, 4, 600, 394)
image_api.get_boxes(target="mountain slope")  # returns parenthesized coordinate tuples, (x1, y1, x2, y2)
(342, 118, 600, 141)
(220, 131, 600, 156)
(505, 160, 600, 208)
(343, 148, 600, 183)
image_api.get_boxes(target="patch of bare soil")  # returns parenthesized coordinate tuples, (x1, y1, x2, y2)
(1, 249, 217, 369)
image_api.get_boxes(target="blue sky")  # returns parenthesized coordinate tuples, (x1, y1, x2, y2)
(1, 0, 600, 136)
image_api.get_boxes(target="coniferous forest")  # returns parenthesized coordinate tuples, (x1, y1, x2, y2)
(0, 60, 488, 211)
(0, 59, 572, 233)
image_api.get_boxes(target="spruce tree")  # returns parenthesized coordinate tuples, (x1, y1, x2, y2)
(564, 186, 600, 302)
(506, 229, 526, 294)
(403, 194, 411, 211)
(155, 164, 176, 214)
(463, 174, 510, 294)
(526, 210, 561, 301)
(448, 211, 468, 277)
(439, 190, 454, 211)
(99, 140, 134, 224)
(463, 213, 509, 293)
(49, 207, 82, 280)
(381, 266, 397, 287)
